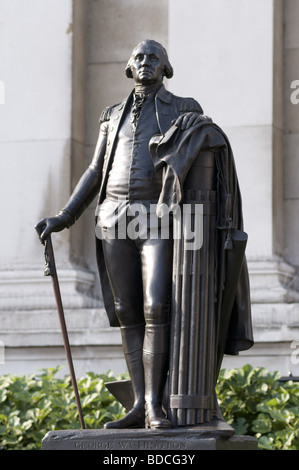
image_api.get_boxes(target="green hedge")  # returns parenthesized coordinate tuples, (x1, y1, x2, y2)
(216, 364, 299, 450)
(0, 367, 127, 450)
(0, 364, 299, 450)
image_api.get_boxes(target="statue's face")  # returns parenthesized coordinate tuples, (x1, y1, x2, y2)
(130, 42, 164, 85)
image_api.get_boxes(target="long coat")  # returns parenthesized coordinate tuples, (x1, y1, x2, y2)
(89, 85, 203, 326)
(63, 84, 253, 356)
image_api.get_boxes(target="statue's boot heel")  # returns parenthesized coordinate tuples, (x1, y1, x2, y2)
(145, 405, 171, 429)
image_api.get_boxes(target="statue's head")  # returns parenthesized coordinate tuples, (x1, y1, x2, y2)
(125, 39, 173, 85)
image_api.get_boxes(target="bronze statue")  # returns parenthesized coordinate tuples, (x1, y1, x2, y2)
(36, 39, 253, 430)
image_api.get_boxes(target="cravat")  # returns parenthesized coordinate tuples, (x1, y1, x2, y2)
(132, 93, 146, 130)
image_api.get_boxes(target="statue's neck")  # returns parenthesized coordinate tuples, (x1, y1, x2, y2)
(134, 82, 163, 96)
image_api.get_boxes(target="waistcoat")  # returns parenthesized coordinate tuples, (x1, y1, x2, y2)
(105, 92, 162, 202)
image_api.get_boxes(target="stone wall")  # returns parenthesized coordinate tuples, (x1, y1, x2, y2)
(284, 0, 299, 284)
(0, 0, 298, 379)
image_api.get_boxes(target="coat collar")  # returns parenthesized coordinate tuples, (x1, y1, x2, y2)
(156, 84, 172, 104)
(124, 83, 172, 104)
(111, 84, 173, 137)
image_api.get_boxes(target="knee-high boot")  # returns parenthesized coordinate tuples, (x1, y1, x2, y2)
(143, 323, 172, 429)
(104, 324, 145, 429)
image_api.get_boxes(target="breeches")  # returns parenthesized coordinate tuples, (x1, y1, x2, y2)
(102, 230, 173, 328)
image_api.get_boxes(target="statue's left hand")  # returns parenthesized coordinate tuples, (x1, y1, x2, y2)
(173, 112, 212, 130)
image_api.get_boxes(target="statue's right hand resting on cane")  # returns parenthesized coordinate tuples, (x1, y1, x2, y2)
(35, 211, 70, 243)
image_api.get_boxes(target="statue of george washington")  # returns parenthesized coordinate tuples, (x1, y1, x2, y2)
(36, 39, 253, 430)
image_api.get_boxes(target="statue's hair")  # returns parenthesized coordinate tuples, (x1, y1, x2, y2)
(125, 39, 174, 79)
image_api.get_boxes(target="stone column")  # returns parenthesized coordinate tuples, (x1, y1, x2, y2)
(168, 0, 299, 372)
(284, 0, 299, 289)
(0, 0, 105, 376)
(69, 0, 169, 285)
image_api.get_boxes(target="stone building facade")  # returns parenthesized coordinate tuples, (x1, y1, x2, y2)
(0, 0, 299, 377)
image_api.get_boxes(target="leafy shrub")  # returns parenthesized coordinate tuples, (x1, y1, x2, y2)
(1, 364, 299, 450)
(0, 366, 127, 450)
(216, 364, 299, 450)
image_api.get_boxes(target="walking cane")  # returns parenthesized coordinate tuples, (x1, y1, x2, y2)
(35, 227, 85, 429)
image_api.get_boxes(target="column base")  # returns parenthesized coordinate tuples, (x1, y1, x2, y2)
(0, 268, 98, 310)
(248, 259, 299, 303)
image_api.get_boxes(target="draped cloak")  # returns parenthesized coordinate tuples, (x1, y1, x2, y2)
(149, 121, 254, 356)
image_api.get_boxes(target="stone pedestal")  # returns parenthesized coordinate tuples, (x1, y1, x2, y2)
(42, 424, 258, 451)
